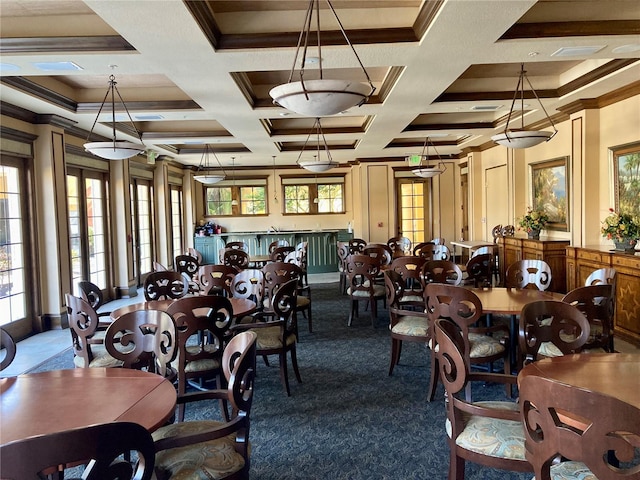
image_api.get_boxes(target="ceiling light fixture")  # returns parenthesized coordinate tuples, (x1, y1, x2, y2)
(84, 73, 145, 160)
(193, 144, 226, 185)
(230, 157, 239, 206)
(297, 118, 339, 173)
(492, 63, 557, 149)
(269, 0, 375, 117)
(408, 137, 447, 178)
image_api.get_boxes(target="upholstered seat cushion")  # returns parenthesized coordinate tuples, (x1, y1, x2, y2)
(252, 327, 296, 350)
(538, 460, 595, 480)
(390, 316, 428, 337)
(296, 296, 311, 309)
(399, 294, 423, 303)
(468, 333, 506, 358)
(182, 345, 221, 374)
(153, 420, 247, 480)
(347, 284, 386, 297)
(73, 344, 123, 369)
(452, 401, 526, 460)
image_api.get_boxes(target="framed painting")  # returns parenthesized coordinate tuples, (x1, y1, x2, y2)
(531, 156, 569, 231)
(612, 141, 640, 220)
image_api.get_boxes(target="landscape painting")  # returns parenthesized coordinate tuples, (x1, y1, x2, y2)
(531, 157, 569, 231)
(613, 142, 640, 221)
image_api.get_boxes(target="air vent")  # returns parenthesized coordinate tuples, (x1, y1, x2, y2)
(470, 105, 502, 111)
(551, 46, 604, 57)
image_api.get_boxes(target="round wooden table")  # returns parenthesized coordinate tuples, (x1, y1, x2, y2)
(468, 287, 565, 370)
(518, 353, 640, 408)
(110, 297, 257, 320)
(0, 368, 176, 445)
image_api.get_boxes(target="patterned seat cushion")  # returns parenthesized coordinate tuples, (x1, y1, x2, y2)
(347, 284, 386, 297)
(399, 294, 423, 303)
(390, 316, 428, 337)
(543, 461, 596, 480)
(153, 420, 247, 480)
(468, 333, 506, 358)
(252, 327, 296, 350)
(73, 344, 123, 369)
(452, 401, 526, 460)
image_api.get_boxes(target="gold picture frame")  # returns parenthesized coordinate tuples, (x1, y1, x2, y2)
(612, 141, 640, 220)
(531, 156, 569, 231)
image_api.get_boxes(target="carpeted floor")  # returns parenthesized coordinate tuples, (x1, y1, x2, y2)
(32, 283, 532, 480)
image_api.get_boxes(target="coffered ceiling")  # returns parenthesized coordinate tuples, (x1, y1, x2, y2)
(1, 0, 639, 169)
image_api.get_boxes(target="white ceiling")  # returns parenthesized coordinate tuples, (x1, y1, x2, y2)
(1, 0, 639, 169)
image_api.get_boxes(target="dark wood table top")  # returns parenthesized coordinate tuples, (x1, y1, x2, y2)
(0, 368, 176, 445)
(468, 287, 564, 315)
(110, 297, 256, 320)
(518, 353, 640, 409)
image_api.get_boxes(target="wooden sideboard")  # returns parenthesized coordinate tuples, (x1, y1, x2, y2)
(498, 236, 570, 293)
(566, 245, 640, 347)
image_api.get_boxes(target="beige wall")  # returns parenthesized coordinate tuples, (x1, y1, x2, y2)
(478, 93, 639, 249)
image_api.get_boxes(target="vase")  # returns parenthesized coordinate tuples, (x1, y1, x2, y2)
(613, 237, 637, 252)
(527, 229, 541, 240)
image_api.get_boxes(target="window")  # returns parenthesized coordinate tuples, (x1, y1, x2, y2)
(0, 160, 31, 327)
(67, 169, 109, 294)
(396, 178, 429, 243)
(170, 186, 183, 260)
(282, 176, 345, 215)
(205, 180, 267, 216)
(131, 179, 154, 286)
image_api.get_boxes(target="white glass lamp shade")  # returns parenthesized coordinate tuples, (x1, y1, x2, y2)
(84, 141, 145, 160)
(491, 130, 555, 149)
(412, 165, 446, 178)
(299, 159, 338, 173)
(194, 173, 225, 185)
(270, 79, 371, 117)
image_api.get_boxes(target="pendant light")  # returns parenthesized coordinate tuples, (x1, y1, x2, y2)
(297, 118, 338, 173)
(491, 63, 558, 149)
(230, 157, 239, 206)
(84, 72, 145, 160)
(409, 137, 446, 178)
(269, 0, 375, 117)
(193, 144, 226, 185)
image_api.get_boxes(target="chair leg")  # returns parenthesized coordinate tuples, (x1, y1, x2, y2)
(388, 338, 402, 376)
(279, 351, 291, 396)
(370, 297, 378, 328)
(428, 350, 439, 402)
(290, 346, 302, 384)
(263, 355, 270, 367)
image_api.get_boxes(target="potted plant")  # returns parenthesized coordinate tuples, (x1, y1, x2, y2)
(601, 208, 639, 252)
(517, 207, 549, 240)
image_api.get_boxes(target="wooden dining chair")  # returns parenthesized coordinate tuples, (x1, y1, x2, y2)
(433, 244, 451, 261)
(337, 241, 350, 294)
(153, 261, 169, 272)
(471, 245, 500, 284)
(268, 239, 290, 254)
(562, 284, 615, 352)
(422, 260, 464, 285)
(385, 270, 429, 376)
(0, 421, 156, 480)
(104, 309, 178, 377)
(518, 300, 590, 367)
(230, 268, 265, 308)
(196, 264, 237, 296)
(504, 259, 552, 291)
(425, 283, 511, 401)
(143, 271, 189, 301)
(520, 374, 640, 480)
(223, 248, 250, 271)
(585, 267, 617, 287)
(413, 241, 437, 259)
(78, 280, 111, 319)
(501, 225, 515, 237)
(348, 238, 367, 254)
(65, 293, 122, 369)
(462, 253, 493, 287)
(434, 318, 530, 480)
(262, 261, 312, 333)
(0, 327, 17, 372)
(231, 279, 301, 396)
(269, 245, 295, 262)
(152, 331, 257, 479)
(363, 243, 393, 267)
(387, 236, 412, 256)
(175, 254, 201, 294)
(166, 295, 234, 421)
(345, 254, 386, 327)
(187, 247, 203, 264)
(388, 256, 427, 308)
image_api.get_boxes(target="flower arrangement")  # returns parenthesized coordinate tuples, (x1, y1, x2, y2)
(601, 208, 639, 241)
(517, 207, 549, 233)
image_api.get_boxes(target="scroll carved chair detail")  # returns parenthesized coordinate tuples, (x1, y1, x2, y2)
(143, 271, 189, 301)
